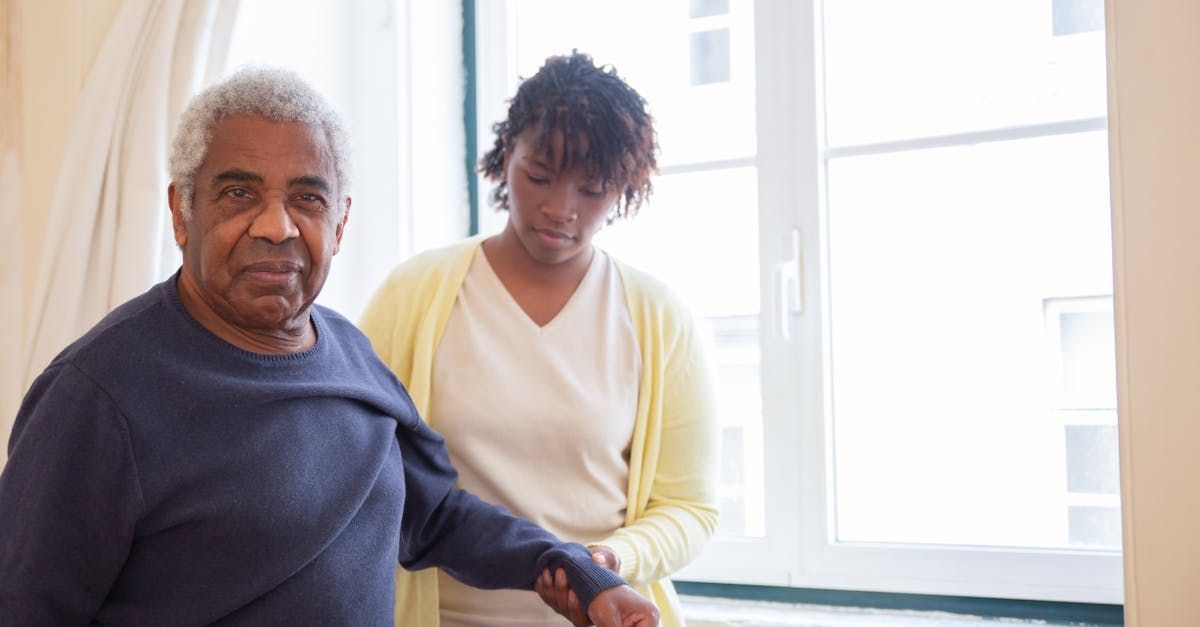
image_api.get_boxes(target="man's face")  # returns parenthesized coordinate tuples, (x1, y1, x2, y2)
(169, 115, 349, 333)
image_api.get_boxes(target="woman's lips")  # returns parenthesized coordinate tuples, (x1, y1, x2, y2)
(533, 227, 574, 249)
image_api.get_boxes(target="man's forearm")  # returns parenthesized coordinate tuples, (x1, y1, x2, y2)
(400, 486, 624, 611)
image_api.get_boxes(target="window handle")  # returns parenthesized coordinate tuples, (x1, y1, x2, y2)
(775, 227, 803, 339)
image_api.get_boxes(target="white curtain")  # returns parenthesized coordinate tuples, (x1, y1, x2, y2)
(1, 1, 23, 460)
(20, 0, 240, 398)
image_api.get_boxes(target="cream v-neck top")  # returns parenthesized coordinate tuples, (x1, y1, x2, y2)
(430, 248, 640, 626)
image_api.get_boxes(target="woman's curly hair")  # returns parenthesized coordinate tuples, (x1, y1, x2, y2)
(479, 51, 658, 220)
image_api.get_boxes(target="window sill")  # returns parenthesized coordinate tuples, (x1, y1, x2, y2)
(681, 595, 1120, 626)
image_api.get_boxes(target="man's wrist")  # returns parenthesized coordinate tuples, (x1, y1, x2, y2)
(537, 543, 627, 612)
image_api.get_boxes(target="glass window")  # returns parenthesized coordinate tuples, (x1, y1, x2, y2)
(475, 0, 1121, 603)
(690, 29, 731, 85)
(826, 131, 1115, 549)
(1052, 0, 1105, 36)
(822, 0, 1108, 146)
(690, 0, 729, 19)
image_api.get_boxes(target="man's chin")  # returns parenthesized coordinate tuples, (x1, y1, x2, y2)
(229, 296, 308, 332)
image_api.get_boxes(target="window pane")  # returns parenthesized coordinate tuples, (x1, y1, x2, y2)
(508, 0, 756, 166)
(826, 131, 1116, 549)
(690, 0, 729, 18)
(1052, 0, 1104, 36)
(1065, 425, 1119, 495)
(690, 29, 731, 85)
(1068, 506, 1121, 548)
(1059, 309, 1117, 404)
(822, 0, 1108, 146)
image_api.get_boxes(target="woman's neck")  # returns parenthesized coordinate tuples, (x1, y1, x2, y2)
(481, 228, 596, 327)
(482, 226, 594, 289)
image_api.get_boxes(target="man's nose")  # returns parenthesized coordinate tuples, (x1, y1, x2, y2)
(248, 195, 300, 243)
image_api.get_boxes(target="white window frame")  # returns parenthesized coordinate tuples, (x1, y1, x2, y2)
(473, 0, 1122, 605)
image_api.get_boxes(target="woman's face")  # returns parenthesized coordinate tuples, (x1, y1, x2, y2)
(502, 128, 620, 266)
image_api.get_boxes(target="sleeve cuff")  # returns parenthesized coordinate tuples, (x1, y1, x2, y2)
(604, 537, 640, 582)
(536, 543, 627, 614)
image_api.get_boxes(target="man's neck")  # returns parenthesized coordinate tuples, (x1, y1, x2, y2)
(175, 272, 316, 355)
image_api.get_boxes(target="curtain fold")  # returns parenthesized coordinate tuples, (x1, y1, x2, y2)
(21, 0, 240, 393)
(1, 0, 23, 458)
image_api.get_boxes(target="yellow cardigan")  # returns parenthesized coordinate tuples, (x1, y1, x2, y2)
(358, 236, 720, 627)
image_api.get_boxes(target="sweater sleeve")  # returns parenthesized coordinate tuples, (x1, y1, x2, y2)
(0, 364, 143, 626)
(598, 304, 722, 585)
(393, 404, 626, 613)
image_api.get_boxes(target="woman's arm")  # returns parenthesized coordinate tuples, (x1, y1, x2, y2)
(598, 306, 721, 585)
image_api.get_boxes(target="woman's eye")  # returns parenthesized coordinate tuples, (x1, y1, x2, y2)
(580, 188, 604, 198)
(525, 173, 550, 185)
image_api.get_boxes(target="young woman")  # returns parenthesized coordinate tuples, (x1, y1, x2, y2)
(360, 51, 719, 627)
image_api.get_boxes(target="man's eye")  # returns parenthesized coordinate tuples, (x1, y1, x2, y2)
(294, 193, 329, 208)
(226, 188, 251, 199)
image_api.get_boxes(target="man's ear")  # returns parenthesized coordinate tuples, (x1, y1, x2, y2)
(167, 183, 188, 248)
(332, 196, 351, 255)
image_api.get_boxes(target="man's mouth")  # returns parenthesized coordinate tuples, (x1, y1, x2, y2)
(242, 260, 302, 283)
(245, 260, 301, 271)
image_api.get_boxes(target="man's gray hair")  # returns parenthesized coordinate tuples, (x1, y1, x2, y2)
(169, 67, 351, 220)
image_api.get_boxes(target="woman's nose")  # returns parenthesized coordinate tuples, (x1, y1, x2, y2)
(540, 186, 578, 223)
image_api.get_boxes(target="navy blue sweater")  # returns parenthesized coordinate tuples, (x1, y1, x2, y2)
(0, 276, 623, 626)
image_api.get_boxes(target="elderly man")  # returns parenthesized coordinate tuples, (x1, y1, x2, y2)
(0, 68, 658, 627)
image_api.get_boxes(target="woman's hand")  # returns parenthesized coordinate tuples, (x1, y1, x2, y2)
(587, 544, 621, 573)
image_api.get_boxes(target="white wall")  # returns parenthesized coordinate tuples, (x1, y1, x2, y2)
(1107, 0, 1200, 624)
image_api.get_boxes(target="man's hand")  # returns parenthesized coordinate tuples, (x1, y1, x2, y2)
(535, 546, 625, 625)
(536, 567, 588, 626)
(587, 584, 660, 627)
